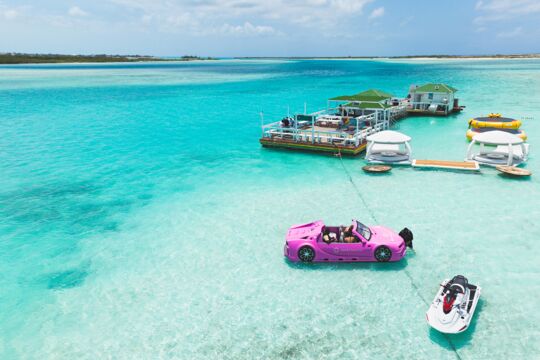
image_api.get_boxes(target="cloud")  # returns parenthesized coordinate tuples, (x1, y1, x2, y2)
(141, 14, 152, 23)
(497, 26, 523, 38)
(331, 0, 373, 13)
(399, 15, 413, 27)
(108, 0, 375, 34)
(476, 0, 540, 13)
(0, 4, 23, 20)
(3, 9, 18, 19)
(0, 0, 381, 47)
(134, 4, 279, 36)
(219, 22, 276, 36)
(68, 6, 88, 17)
(165, 13, 197, 28)
(474, 0, 540, 24)
(369, 7, 384, 20)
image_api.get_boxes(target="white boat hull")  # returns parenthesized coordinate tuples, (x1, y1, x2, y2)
(426, 279, 481, 334)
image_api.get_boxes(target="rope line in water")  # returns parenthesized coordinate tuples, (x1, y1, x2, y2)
(334, 148, 378, 221)
(334, 150, 462, 360)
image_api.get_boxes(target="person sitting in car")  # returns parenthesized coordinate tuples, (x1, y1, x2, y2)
(342, 226, 357, 243)
(322, 228, 337, 244)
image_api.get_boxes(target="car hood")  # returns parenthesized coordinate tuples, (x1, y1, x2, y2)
(369, 225, 403, 245)
(286, 220, 324, 241)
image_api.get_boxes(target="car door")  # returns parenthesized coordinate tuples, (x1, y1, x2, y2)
(330, 240, 370, 258)
(317, 232, 370, 259)
(318, 238, 337, 256)
(352, 226, 376, 259)
(318, 238, 356, 256)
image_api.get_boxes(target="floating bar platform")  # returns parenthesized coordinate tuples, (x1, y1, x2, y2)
(412, 159, 480, 171)
(260, 111, 386, 156)
(260, 83, 464, 156)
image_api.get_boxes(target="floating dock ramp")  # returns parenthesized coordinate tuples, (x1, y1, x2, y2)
(412, 159, 480, 171)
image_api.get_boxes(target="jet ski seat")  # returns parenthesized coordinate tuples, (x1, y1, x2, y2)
(450, 275, 469, 293)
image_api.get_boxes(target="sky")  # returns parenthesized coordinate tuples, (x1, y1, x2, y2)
(1, 0, 540, 57)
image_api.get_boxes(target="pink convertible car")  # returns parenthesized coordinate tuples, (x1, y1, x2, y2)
(284, 219, 413, 263)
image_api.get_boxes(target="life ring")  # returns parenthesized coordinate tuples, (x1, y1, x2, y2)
(469, 118, 521, 129)
(466, 128, 528, 141)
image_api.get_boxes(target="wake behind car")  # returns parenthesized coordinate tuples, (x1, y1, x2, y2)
(284, 219, 413, 263)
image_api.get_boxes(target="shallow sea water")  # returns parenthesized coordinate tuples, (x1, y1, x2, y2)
(0, 59, 539, 359)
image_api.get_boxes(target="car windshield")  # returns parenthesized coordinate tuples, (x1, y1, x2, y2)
(355, 221, 372, 240)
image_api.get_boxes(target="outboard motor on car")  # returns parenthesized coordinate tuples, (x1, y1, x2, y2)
(399, 228, 414, 249)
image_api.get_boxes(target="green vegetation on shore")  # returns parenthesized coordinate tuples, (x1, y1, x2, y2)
(0, 53, 215, 64)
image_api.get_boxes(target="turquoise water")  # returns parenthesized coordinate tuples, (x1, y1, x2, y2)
(0, 59, 539, 359)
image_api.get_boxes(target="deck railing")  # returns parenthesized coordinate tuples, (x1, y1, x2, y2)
(389, 105, 407, 120)
(261, 113, 385, 147)
(408, 101, 449, 110)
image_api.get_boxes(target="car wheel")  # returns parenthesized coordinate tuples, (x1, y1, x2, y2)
(298, 246, 315, 263)
(374, 246, 392, 262)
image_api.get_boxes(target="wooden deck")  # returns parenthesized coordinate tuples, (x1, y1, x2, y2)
(406, 107, 463, 117)
(412, 159, 480, 171)
(259, 137, 367, 156)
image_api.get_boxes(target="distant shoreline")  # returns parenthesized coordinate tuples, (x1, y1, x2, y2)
(0, 53, 215, 64)
(235, 54, 540, 60)
(2, 52, 539, 64)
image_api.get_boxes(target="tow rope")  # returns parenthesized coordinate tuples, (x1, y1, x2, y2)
(334, 149, 462, 360)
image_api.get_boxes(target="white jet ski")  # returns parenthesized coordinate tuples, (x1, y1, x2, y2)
(426, 275, 481, 334)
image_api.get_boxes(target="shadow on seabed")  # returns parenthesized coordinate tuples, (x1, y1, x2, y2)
(284, 256, 410, 272)
(428, 297, 486, 350)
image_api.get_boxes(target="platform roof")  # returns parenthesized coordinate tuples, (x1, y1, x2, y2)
(330, 89, 393, 102)
(343, 101, 392, 109)
(413, 83, 457, 93)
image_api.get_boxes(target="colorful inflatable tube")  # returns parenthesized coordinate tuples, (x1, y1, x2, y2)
(468, 117, 521, 130)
